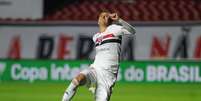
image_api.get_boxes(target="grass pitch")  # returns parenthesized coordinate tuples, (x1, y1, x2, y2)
(0, 82, 201, 101)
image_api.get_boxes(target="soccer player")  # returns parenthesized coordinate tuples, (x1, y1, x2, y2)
(62, 11, 136, 101)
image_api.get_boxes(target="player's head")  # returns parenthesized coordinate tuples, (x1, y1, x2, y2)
(98, 10, 113, 26)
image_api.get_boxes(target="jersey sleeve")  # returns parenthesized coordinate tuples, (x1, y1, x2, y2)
(106, 22, 135, 36)
(117, 19, 136, 35)
(92, 34, 97, 42)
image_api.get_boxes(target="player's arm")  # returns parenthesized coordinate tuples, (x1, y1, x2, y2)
(109, 13, 136, 35)
(118, 19, 136, 35)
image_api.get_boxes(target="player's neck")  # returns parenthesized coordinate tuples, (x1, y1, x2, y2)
(99, 25, 107, 33)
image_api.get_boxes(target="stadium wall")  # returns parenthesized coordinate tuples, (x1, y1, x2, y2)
(0, 0, 43, 19)
(0, 23, 201, 60)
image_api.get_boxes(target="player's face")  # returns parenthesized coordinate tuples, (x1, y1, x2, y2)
(98, 12, 110, 26)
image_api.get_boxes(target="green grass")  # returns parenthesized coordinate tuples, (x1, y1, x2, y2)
(0, 82, 201, 101)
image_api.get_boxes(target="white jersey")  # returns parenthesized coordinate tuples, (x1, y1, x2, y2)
(92, 19, 135, 73)
(80, 19, 135, 101)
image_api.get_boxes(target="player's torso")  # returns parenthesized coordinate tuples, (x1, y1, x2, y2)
(92, 25, 122, 67)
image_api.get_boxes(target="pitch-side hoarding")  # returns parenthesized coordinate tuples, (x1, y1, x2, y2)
(0, 60, 200, 83)
(0, 24, 201, 60)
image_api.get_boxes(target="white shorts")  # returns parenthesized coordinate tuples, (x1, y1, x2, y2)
(80, 66, 118, 101)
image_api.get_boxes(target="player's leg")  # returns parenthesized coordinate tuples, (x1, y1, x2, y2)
(62, 67, 97, 101)
(62, 73, 86, 101)
(95, 70, 116, 101)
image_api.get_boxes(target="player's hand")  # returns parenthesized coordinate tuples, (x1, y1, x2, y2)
(109, 13, 119, 21)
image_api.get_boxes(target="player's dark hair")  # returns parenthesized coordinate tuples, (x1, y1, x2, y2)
(99, 9, 111, 14)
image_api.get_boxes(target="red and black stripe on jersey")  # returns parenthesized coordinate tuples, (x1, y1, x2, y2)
(95, 33, 122, 46)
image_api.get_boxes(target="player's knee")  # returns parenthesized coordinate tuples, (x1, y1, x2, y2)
(96, 90, 110, 101)
(73, 73, 86, 86)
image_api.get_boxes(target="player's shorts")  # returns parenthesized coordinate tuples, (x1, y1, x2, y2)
(80, 66, 118, 101)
